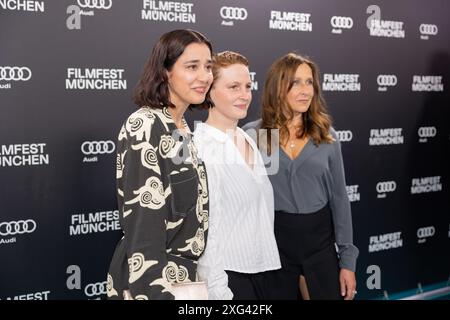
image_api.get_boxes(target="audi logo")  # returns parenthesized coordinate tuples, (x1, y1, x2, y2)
(220, 7, 248, 20)
(417, 226, 435, 238)
(418, 126, 437, 138)
(377, 75, 397, 86)
(0, 66, 32, 81)
(419, 24, 438, 35)
(336, 130, 353, 142)
(0, 219, 37, 236)
(84, 281, 107, 297)
(376, 181, 396, 193)
(77, 0, 112, 10)
(330, 16, 353, 29)
(81, 140, 115, 155)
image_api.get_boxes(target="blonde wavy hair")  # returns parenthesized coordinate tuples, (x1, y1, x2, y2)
(261, 53, 333, 151)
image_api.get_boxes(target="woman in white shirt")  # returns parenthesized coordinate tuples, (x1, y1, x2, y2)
(193, 51, 281, 300)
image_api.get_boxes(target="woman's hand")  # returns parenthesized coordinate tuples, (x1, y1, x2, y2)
(339, 268, 357, 300)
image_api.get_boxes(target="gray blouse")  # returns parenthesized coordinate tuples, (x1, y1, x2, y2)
(242, 119, 359, 272)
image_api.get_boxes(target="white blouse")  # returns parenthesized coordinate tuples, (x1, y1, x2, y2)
(193, 123, 281, 300)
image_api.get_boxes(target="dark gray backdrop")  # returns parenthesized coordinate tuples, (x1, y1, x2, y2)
(0, 0, 449, 300)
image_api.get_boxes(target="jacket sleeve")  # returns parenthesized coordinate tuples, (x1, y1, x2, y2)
(117, 114, 175, 300)
(329, 130, 359, 272)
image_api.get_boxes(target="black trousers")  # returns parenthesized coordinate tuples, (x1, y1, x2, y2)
(225, 270, 269, 300)
(265, 204, 343, 300)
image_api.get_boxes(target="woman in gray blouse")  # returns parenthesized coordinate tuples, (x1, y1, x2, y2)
(243, 53, 359, 300)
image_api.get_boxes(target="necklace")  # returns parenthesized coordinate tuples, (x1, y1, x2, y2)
(289, 141, 295, 148)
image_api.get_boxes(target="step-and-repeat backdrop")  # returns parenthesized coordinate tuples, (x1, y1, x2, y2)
(1, 0, 449, 300)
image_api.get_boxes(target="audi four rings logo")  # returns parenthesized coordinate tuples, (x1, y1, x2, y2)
(220, 7, 248, 20)
(376, 181, 397, 193)
(81, 141, 115, 155)
(84, 281, 107, 297)
(336, 130, 353, 142)
(77, 0, 112, 9)
(419, 24, 438, 35)
(330, 16, 353, 29)
(0, 67, 32, 81)
(417, 226, 435, 238)
(0, 220, 37, 236)
(377, 75, 397, 86)
(418, 126, 437, 138)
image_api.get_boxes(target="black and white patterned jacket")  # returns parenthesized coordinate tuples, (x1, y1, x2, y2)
(107, 107, 209, 300)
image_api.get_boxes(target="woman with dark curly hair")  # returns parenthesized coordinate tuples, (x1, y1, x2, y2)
(107, 29, 213, 300)
(243, 53, 359, 300)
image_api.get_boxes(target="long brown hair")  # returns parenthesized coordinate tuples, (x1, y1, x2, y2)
(261, 53, 333, 150)
(133, 29, 213, 110)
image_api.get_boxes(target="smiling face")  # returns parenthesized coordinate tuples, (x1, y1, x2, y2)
(167, 42, 213, 108)
(286, 63, 314, 115)
(209, 63, 252, 122)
